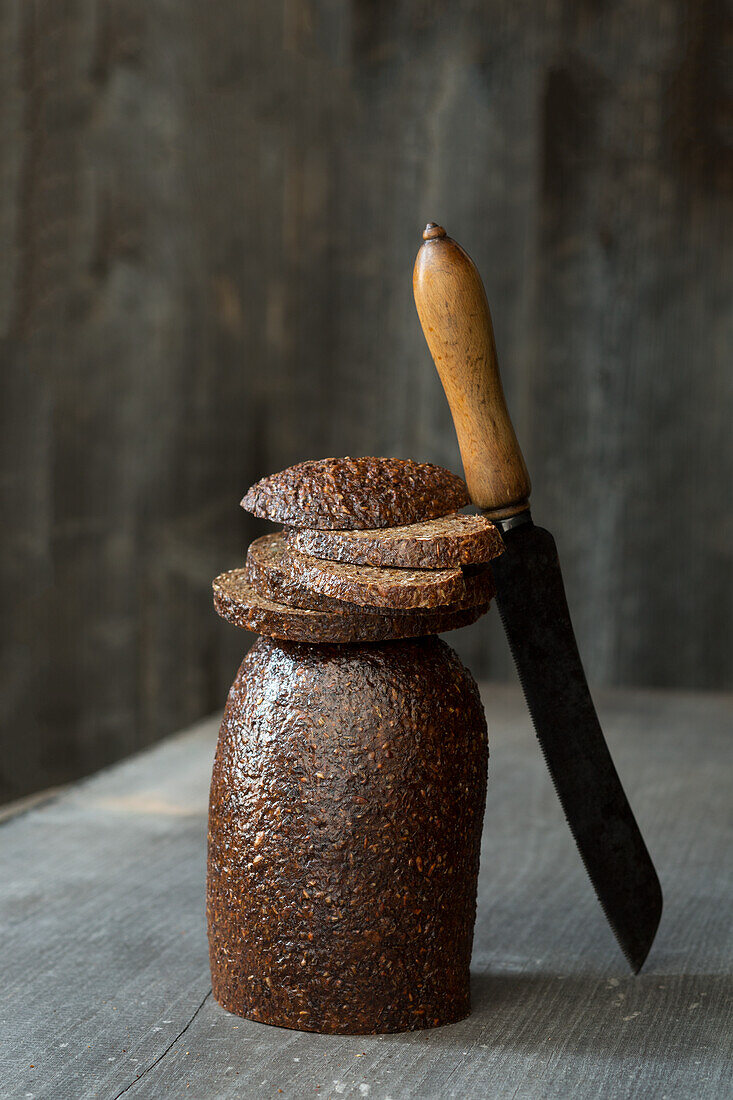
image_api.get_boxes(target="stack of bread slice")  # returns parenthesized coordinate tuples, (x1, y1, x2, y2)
(213, 457, 504, 644)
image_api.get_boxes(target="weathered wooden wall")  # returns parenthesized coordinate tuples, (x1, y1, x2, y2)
(1, 0, 731, 803)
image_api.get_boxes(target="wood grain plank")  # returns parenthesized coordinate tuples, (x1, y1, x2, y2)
(1, 686, 731, 1099)
(1, 0, 731, 806)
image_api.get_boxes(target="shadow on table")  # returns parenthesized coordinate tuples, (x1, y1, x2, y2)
(397, 970, 732, 1057)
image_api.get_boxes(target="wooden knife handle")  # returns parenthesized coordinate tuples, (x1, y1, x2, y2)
(413, 223, 531, 519)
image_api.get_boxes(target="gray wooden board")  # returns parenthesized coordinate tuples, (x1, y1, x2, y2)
(2, 0, 733, 805)
(1, 684, 731, 1100)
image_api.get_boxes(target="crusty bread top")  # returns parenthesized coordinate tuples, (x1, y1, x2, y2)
(289, 511, 503, 568)
(241, 456, 469, 530)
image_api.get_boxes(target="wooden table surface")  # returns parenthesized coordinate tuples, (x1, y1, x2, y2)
(1, 683, 731, 1100)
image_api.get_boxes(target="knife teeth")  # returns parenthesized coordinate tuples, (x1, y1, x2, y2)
(494, 588, 661, 975)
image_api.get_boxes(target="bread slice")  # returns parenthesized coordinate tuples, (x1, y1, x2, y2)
(213, 570, 489, 643)
(281, 546, 476, 610)
(289, 511, 503, 569)
(240, 456, 469, 530)
(246, 532, 494, 614)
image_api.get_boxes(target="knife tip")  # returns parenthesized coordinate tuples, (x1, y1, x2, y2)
(620, 873, 664, 975)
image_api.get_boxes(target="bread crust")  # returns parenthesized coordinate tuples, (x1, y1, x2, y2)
(241, 456, 469, 529)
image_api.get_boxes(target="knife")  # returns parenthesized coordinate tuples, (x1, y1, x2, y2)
(413, 223, 662, 972)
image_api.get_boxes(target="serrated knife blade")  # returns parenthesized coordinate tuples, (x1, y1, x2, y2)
(492, 517, 662, 971)
(413, 223, 663, 971)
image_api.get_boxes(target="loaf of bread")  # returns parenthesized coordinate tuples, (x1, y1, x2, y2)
(207, 635, 488, 1032)
(211, 454, 495, 1035)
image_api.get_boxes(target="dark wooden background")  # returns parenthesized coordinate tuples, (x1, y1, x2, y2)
(1, 0, 731, 804)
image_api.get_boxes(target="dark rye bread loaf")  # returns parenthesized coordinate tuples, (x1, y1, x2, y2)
(290, 511, 504, 569)
(207, 635, 488, 1032)
(213, 570, 489, 643)
(241, 456, 470, 530)
(246, 532, 495, 615)
(280, 545, 495, 611)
